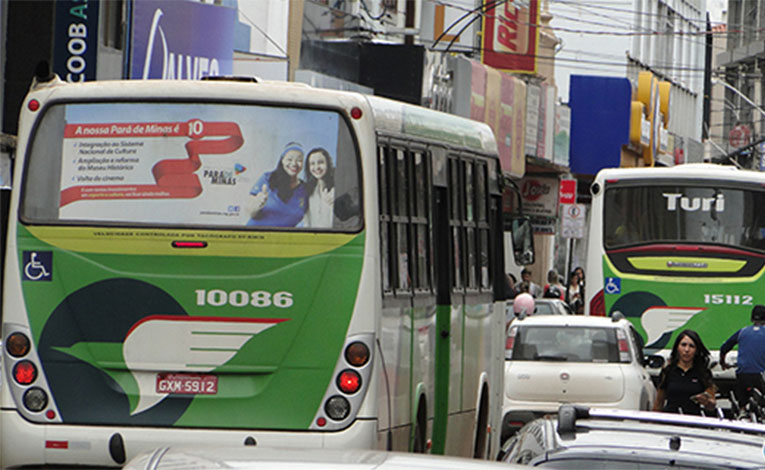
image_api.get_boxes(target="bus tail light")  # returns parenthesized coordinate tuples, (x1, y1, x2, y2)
(6, 332, 30, 357)
(23, 387, 48, 412)
(590, 290, 605, 316)
(13, 361, 37, 385)
(345, 342, 369, 367)
(337, 369, 361, 394)
(616, 329, 631, 362)
(311, 334, 373, 430)
(325, 395, 350, 420)
(505, 326, 517, 360)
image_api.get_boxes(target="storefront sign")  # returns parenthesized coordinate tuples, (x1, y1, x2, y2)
(559, 179, 576, 204)
(130, 0, 234, 80)
(53, 0, 100, 82)
(481, 0, 539, 73)
(520, 176, 559, 217)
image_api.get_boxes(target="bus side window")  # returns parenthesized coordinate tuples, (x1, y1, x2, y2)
(378, 144, 392, 293)
(449, 157, 464, 290)
(394, 148, 411, 292)
(412, 150, 431, 292)
(476, 161, 491, 290)
(465, 160, 477, 289)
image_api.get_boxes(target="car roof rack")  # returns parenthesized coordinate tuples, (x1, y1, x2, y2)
(557, 404, 765, 436)
(201, 75, 259, 83)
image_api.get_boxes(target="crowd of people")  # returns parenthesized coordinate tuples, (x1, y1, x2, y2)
(505, 266, 586, 315)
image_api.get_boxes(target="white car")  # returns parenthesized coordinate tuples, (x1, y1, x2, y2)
(502, 315, 657, 441)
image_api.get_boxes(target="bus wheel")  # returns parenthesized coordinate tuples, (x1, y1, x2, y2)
(473, 387, 489, 459)
(412, 400, 427, 453)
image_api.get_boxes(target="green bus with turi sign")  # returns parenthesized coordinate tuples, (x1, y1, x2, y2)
(585, 164, 765, 385)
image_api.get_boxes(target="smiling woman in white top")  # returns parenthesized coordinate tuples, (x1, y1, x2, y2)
(300, 147, 336, 228)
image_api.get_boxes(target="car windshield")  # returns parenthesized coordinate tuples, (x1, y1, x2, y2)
(506, 301, 561, 317)
(534, 303, 555, 315)
(604, 183, 765, 251)
(512, 326, 620, 363)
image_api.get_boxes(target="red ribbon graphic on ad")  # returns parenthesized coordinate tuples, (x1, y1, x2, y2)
(59, 120, 243, 207)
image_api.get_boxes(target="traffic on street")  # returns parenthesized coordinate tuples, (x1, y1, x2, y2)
(0, 0, 763, 468)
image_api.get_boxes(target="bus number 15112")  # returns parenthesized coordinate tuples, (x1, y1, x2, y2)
(703, 294, 753, 305)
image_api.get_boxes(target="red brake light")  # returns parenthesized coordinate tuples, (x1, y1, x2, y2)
(337, 369, 361, 394)
(350, 107, 362, 119)
(172, 241, 207, 248)
(13, 361, 37, 385)
(590, 289, 605, 316)
(28, 99, 40, 111)
(618, 339, 629, 352)
(505, 327, 517, 360)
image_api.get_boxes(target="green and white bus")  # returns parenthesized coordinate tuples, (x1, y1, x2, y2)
(0, 75, 531, 467)
(585, 164, 765, 378)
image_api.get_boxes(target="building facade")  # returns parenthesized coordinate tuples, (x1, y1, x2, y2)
(717, 0, 765, 168)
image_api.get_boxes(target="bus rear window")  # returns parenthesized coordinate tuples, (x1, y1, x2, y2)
(604, 185, 765, 251)
(21, 102, 362, 231)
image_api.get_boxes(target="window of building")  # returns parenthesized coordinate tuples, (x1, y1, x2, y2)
(101, 0, 124, 50)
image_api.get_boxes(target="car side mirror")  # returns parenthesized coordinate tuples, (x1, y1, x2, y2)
(645, 354, 665, 369)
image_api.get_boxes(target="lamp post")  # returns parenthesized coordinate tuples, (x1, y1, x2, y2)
(711, 77, 765, 120)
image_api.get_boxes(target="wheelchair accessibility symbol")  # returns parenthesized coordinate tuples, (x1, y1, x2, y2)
(23, 251, 52, 281)
(605, 277, 621, 294)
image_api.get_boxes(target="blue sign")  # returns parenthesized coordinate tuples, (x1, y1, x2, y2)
(569, 76, 631, 176)
(130, 0, 235, 80)
(22, 251, 53, 282)
(604, 277, 621, 295)
(53, 0, 100, 82)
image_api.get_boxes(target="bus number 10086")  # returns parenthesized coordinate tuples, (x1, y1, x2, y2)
(195, 289, 294, 308)
(703, 294, 753, 305)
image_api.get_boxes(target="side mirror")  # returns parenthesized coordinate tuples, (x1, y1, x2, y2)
(0, 133, 15, 189)
(511, 217, 535, 266)
(645, 354, 665, 369)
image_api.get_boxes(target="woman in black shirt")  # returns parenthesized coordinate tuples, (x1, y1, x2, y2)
(654, 329, 717, 415)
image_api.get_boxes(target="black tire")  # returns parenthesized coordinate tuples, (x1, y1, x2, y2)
(412, 401, 427, 453)
(473, 387, 489, 459)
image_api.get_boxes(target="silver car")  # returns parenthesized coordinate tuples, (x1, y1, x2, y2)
(123, 446, 525, 470)
(501, 405, 765, 468)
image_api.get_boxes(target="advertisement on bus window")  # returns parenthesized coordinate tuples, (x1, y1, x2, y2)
(58, 103, 345, 229)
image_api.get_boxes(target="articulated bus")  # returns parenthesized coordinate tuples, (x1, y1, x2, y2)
(0, 75, 532, 467)
(585, 164, 765, 380)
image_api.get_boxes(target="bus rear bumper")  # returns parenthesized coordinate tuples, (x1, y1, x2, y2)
(0, 410, 378, 468)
